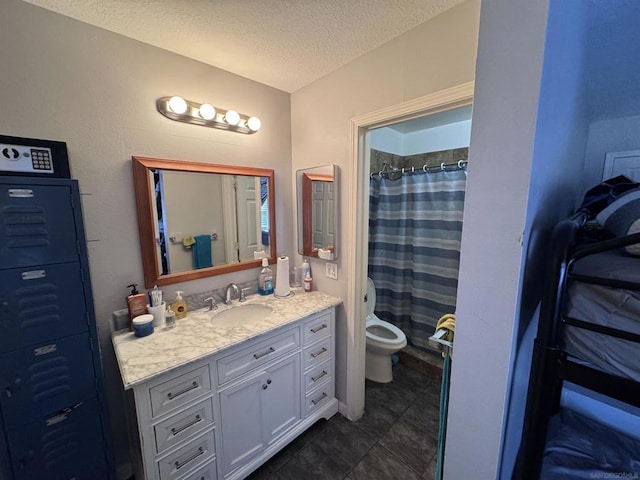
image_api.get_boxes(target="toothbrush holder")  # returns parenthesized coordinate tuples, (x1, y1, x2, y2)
(147, 302, 166, 328)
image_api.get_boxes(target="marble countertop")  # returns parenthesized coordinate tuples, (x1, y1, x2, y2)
(112, 289, 342, 389)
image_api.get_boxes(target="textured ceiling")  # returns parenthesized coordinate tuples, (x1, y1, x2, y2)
(22, 0, 465, 92)
(24, 0, 462, 92)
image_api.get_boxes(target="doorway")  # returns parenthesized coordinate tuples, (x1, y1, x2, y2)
(344, 81, 474, 421)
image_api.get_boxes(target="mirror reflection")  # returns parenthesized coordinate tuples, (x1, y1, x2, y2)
(296, 164, 338, 260)
(133, 156, 277, 288)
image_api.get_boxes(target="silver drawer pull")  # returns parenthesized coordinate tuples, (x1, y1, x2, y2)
(175, 446, 204, 470)
(311, 392, 327, 405)
(310, 347, 327, 358)
(167, 381, 198, 400)
(171, 414, 202, 436)
(311, 371, 328, 383)
(8, 189, 34, 198)
(253, 347, 275, 360)
(310, 323, 327, 334)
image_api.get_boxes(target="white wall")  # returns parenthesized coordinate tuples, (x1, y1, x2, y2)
(370, 119, 472, 156)
(0, 0, 291, 475)
(444, 0, 550, 478)
(291, 0, 480, 407)
(499, 0, 590, 477)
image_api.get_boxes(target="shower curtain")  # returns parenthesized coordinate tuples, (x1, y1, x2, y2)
(368, 169, 466, 349)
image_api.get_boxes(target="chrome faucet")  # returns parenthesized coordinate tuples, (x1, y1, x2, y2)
(203, 296, 218, 311)
(224, 283, 241, 305)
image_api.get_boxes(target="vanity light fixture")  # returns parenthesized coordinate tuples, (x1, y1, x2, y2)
(156, 96, 261, 134)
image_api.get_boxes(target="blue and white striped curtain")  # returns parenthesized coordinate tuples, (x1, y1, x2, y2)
(368, 170, 466, 349)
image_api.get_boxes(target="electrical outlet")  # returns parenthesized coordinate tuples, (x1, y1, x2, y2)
(326, 262, 338, 280)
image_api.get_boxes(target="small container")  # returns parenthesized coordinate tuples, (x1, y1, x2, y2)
(165, 306, 176, 329)
(132, 314, 154, 338)
(147, 302, 166, 328)
(303, 272, 313, 292)
(289, 266, 301, 287)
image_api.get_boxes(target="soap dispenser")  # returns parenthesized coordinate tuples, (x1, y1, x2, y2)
(172, 291, 188, 320)
(126, 283, 147, 331)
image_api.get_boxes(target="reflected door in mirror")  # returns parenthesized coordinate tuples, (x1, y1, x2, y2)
(132, 156, 277, 288)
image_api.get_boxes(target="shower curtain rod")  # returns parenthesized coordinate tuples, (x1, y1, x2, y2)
(370, 159, 468, 179)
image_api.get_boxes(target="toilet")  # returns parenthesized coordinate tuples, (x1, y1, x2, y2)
(365, 277, 407, 383)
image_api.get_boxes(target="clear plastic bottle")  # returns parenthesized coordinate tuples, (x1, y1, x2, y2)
(258, 258, 274, 295)
(300, 258, 311, 283)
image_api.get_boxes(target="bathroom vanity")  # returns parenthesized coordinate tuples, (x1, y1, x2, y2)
(112, 290, 341, 480)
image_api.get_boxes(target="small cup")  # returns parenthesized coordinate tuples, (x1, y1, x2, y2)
(132, 314, 154, 338)
(147, 302, 166, 328)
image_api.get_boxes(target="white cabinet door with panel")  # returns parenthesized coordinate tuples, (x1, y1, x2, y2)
(218, 353, 301, 475)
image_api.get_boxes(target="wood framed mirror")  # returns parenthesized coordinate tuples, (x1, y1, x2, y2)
(132, 156, 277, 288)
(296, 164, 338, 259)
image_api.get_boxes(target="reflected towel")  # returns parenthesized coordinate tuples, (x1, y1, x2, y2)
(192, 234, 212, 269)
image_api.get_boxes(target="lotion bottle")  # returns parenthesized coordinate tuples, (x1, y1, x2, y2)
(172, 291, 188, 320)
(303, 271, 313, 292)
(258, 258, 274, 295)
(126, 283, 147, 332)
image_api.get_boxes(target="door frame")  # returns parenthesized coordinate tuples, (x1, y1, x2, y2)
(344, 81, 474, 420)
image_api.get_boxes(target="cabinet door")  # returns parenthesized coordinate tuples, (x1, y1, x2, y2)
(263, 354, 301, 445)
(0, 332, 96, 428)
(0, 262, 88, 352)
(0, 183, 78, 269)
(219, 374, 265, 474)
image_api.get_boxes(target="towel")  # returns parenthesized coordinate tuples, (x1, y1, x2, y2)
(192, 234, 212, 269)
(182, 236, 196, 248)
(436, 314, 456, 343)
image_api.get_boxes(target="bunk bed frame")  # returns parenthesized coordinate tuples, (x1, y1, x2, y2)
(515, 209, 640, 479)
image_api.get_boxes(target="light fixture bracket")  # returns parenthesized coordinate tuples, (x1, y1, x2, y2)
(156, 96, 260, 134)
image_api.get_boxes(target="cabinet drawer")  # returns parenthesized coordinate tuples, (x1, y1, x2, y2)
(302, 312, 331, 346)
(181, 459, 217, 480)
(157, 430, 216, 480)
(149, 365, 211, 418)
(154, 398, 215, 454)
(217, 329, 300, 385)
(305, 382, 334, 417)
(304, 360, 332, 394)
(303, 336, 332, 372)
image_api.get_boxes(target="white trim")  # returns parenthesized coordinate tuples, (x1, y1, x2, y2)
(344, 81, 474, 421)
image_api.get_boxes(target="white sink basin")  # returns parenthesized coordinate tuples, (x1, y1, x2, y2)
(212, 303, 272, 327)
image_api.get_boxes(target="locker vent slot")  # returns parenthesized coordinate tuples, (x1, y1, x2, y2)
(28, 357, 72, 403)
(40, 416, 81, 470)
(16, 285, 60, 331)
(2, 205, 50, 249)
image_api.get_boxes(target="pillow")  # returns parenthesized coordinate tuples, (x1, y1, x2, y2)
(595, 187, 640, 255)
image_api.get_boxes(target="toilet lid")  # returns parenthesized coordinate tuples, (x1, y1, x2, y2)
(366, 277, 376, 317)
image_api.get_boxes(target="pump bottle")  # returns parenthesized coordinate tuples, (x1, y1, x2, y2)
(126, 283, 147, 331)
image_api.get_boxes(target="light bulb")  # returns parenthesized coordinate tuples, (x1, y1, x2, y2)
(224, 109, 240, 126)
(168, 96, 188, 114)
(247, 116, 261, 132)
(199, 103, 216, 120)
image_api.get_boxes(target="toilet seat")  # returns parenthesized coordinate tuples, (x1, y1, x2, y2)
(366, 315, 406, 346)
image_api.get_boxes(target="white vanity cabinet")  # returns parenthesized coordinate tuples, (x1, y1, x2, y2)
(123, 305, 338, 480)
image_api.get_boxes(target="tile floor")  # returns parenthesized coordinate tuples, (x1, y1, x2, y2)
(247, 362, 442, 480)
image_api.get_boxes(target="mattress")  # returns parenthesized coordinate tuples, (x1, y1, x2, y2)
(540, 409, 640, 479)
(563, 249, 640, 382)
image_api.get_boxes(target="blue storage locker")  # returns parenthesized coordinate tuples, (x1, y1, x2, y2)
(0, 176, 113, 480)
(6, 397, 108, 480)
(0, 262, 88, 352)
